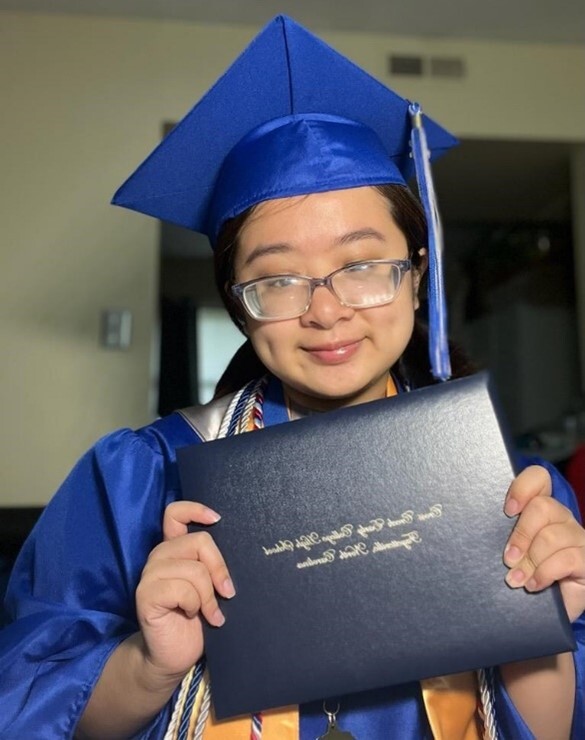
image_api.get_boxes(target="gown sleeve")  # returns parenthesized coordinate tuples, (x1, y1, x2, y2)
(0, 419, 195, 740)
(492, 459, 585, 739)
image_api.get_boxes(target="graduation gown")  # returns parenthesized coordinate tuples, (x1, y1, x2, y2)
(1, 376, 584, 739)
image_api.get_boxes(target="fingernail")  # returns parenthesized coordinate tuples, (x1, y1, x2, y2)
(525, 578, 538, 591)
(505, 568, 526, 587)
(204, 507, 221, 523)
(223, 578, 236, 598)
(503, 544, 522, 565)
(211, 608, 225, 627)
(505, 498, 520, 517)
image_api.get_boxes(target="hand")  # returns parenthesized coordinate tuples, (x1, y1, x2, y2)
(503, 465, 585, 622)
(135, 501, 235, 683)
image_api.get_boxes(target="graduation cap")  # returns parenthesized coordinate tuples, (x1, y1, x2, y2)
(112, 15, 456, 380)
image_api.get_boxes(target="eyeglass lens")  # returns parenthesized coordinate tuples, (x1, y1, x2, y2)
(241, 261, 407, 320)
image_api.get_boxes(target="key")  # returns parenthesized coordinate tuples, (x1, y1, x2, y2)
(318, 725, 355, 739)
(317, 708, 355, 740)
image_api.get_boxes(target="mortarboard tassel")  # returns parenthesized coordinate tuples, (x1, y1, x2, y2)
(408, 102, 452, 381)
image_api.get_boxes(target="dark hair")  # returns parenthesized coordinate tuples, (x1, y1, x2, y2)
(212, 184, 475, 398)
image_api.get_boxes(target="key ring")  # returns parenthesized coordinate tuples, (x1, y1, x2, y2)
(323, 700, 341, 725)
(317, 700, 356, 739)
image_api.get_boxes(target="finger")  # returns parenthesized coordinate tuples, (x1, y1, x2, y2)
(504, 497, 575, 567)
(137, 576, 225, 627)
(163, 501, 221, 540)
(148, 531, 235, 599)
(508, 546, 585, 592)
(504, 465, 551, 517)
(141, 557, 216, 591)
(505, 519, 584, 586)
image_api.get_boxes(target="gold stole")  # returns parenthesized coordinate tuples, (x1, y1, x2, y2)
(200, 374, 481, 739)
(202, 705, 299, 739)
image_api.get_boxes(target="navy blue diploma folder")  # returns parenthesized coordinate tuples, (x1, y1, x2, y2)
(177, 373, 575, 719)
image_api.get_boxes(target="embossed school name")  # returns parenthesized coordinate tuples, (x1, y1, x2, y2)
(262, 524, 354, 555)
(261, 504, 442, 558)
(384, 504, 443, 528)
(296, 542, 369, 569)
(295, 532, 421, 569)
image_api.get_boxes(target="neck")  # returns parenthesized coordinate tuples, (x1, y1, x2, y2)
(282, 373, 396, 419)
(285, 395, 326, 421)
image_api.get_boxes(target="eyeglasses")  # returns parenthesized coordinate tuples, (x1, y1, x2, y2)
(231, 259, 412, 321)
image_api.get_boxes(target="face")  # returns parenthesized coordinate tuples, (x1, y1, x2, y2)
(233, 187, 424, 411)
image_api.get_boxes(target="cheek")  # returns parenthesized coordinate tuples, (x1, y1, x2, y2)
(246, 319, 295, 364)
(391, 272, 420, 316)
(367, 293, 417, 351)
(377, 302, 415, 334)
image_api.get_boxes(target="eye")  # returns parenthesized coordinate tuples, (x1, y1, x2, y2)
(344, 261, 375, 273)
(267, 276, 299, 289)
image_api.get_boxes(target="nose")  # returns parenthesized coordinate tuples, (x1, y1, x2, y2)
(299, 282, 354, 329)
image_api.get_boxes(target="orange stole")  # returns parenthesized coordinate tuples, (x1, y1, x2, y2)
(421, 673, 482, 740)
(201, 676, 481, 740)
(202, 373, 481, 739)
(202, 704, 298, 739)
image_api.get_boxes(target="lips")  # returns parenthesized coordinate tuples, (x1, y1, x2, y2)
(303, 339, 362, 364)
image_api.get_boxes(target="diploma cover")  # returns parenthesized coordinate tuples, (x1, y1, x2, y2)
(177, 373, 575, 719)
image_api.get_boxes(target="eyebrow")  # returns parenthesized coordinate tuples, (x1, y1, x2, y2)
(242, 243, 292, 267)
(335, 228, 387, 246)
(242, 228, 387, 268)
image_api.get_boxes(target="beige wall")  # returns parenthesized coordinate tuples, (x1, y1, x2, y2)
(1, 11, 584, 505)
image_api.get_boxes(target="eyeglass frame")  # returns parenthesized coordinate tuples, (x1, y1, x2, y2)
(230, 258, 413, 321)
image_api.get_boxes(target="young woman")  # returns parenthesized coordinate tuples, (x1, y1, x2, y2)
(1, 16, 583, 740)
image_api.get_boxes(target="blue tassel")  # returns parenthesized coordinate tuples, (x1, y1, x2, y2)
(409, 102, 451, 381)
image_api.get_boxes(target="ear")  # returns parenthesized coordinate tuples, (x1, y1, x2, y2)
(412, 248, 427, 310)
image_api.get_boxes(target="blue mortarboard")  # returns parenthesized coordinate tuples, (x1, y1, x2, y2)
(113, 14, 457, 379)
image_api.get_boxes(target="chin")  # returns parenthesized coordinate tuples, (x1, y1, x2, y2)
(289, 374, 387, 408)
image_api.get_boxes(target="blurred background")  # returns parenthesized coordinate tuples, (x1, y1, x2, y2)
(1, 2, 584, 574)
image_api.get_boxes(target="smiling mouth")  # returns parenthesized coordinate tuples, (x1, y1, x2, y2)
(304, 340, 362, 364)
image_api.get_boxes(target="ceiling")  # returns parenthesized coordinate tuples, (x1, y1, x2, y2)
(1, 0, 584, 45)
